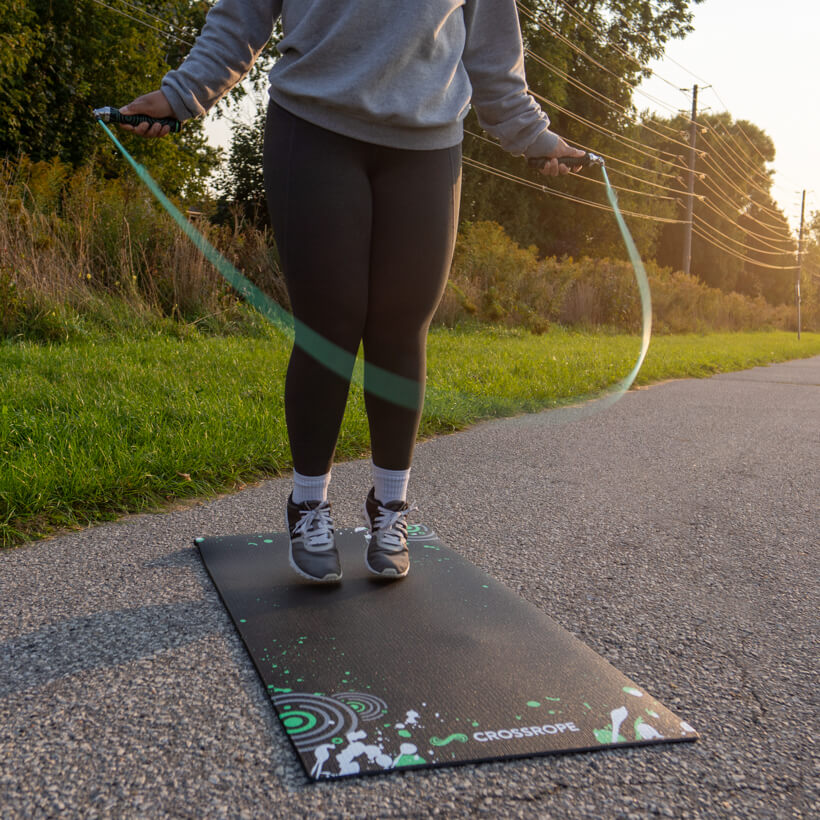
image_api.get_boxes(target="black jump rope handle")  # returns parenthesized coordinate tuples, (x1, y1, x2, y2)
(93, 106, 181, 133)
(528, 153, 597, 171)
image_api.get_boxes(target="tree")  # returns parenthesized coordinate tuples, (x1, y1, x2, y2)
(799, 210, 820, 327)
(0, 0, 42, 149)
(214, 105, 268, 227)
(461, 0, 702, 261)
(0, 0, 222, 197)
(652, 112, 797, 300)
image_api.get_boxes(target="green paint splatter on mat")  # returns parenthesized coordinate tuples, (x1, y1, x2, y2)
(594, 727, 627, 744)
(430, 734, 468, 746)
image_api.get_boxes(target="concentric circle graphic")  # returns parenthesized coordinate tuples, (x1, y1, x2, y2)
(273, 693, 359, 751)
(405, 523, 435, 542)
(332, 692, 388, 721)
(280, 710, 318, 733)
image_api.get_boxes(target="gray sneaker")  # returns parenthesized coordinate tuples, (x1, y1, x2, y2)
(286, 495, 341, 583)
(363, 488, 416, 579)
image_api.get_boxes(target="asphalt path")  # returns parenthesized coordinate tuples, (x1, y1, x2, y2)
(1, 356, 818, 819)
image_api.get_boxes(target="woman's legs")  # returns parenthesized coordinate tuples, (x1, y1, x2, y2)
(263, 102, 461, 487)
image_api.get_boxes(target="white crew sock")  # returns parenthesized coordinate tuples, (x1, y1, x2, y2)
(292, 470, 331, 504)
(372, 463, 411, 504)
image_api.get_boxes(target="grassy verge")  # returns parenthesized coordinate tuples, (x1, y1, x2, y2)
(2, 327, 818, 548)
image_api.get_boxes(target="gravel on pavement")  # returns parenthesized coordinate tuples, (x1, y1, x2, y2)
(1, 356, 818, 819)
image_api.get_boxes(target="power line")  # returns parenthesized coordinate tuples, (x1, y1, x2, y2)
(706, 88, 779, 169)
(88, 0, 194, 46)
(464, 155, 611, 212)
(557, 136, 679, 181)
(550, 0, 687, 96)
(465, 129, 676, 202)
(691, 213, 795, 257)
(565, 26, 802, 267)
(603, 163, 689, 195)
(518, 1, 694, 119)
(530, 90, 690, 173)
(525, 46, 686, 140)
(462, 156, 685, 223)
(692, 225, 799, 270)
(697, 148, 791, 227)
(537, 0, 789, 200)
(696, 177, 796, 243)
(518, 0, 762, 222)
(694, 194, 796, 251)
(544, 0, 788, 200)
(112, 0, 190, 39)
(697, 170, 795, 242)
(696, 138, 789, 220)
(518, 5, 630, 90)
(616, 11, 805, 200)
(697, 114, 791, 197)
(711, 122, 775, 186)
(644, 49, 711, 88)
(524, 49, 695, 154)
(628, 27, 779, 173)
(701, 123, 778, 196)
(696, 154, 789, 234)
(646, 72, 805, 223)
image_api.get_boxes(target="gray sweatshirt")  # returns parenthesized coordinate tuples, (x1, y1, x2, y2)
(161, 0, 559, 156)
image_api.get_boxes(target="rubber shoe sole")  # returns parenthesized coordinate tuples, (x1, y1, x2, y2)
(288, 539, 342, 583)
(362, 497, 409, 579)
(364, 551, 408, 579)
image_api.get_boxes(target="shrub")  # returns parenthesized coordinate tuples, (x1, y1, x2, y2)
(1, 156, 812, 343)
(434, 220, 812, 334)
(0, 156, 287, 341)
(439, 221, 550, 333)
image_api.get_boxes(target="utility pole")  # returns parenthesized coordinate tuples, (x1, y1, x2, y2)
(682, 85, 698, 277)
(796, 189, 805, 340)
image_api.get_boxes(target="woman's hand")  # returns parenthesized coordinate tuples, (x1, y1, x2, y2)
(119, 91, 175, 138)
(538, 136, 587, 177)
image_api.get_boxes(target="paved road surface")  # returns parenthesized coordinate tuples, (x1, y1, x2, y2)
(1, 357, 818, 819)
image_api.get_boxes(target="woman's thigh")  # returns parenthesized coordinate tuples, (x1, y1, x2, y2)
(364, 142, 462, 371)
(263, 103, 373, 351)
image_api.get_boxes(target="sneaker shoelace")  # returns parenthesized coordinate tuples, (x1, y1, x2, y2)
(372, 503, 418, 552)
(293, 503, 334, 552)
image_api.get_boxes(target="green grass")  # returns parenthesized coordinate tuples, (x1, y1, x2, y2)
(2, 326, 819, 548)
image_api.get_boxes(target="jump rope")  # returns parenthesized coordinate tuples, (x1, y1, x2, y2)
(93, 107, 652, 414)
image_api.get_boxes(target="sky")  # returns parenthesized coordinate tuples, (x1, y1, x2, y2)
(205, 0, 816, 233)
(636, 0, 817, 233)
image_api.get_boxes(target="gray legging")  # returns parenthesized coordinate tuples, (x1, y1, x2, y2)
(263, 102, 462, 475)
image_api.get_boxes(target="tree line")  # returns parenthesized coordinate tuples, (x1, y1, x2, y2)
(2, 0, 815, 310)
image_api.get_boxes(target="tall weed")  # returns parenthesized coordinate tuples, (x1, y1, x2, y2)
(1, 156, 814, 341)
(435, 221, 816, 334)
(0, 156, 287, 341)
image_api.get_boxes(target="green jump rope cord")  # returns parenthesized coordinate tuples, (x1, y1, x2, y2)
(97, 120, 419, 409)
(98, 120, 651, 412)
(600, 165, 652, 396)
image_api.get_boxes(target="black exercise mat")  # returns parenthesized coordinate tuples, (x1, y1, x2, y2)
(197, 525, 697, 780)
